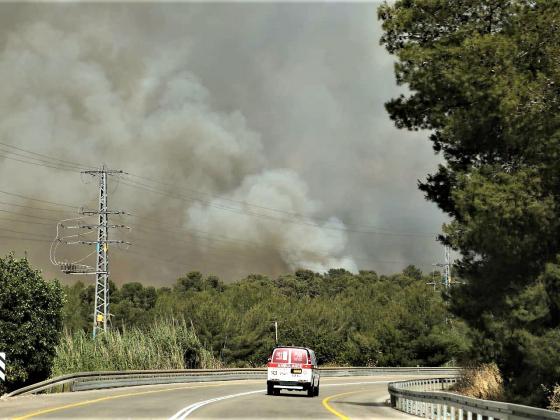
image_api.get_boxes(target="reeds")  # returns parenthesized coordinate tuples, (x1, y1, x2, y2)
(52, 318, 221, 376)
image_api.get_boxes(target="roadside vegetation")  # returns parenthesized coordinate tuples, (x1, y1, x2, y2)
(0, 254, 64, 395)
(58, 267, 469, 371)
(547, 384, 560, 412)
(52, 318, 220, 376)
(379, 0, 560, 409)
(0, 252, 472, 395)
(452, 363, 504, 401)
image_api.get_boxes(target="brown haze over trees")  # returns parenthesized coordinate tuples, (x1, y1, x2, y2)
(0, 3, 445, 284)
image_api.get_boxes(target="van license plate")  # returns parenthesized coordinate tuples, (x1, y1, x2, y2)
(291, 368, 302, 374)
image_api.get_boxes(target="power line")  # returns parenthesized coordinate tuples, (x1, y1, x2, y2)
(126, 221, 435, 266)
(0, 217, 54, 226)
(119, 177, 437, 238)
(0, 235, 52, 243)
(0, 142, 438, 238)
(0, 200, 76, 214)
(0, 188, 436, 267)
(0, 189, 81, 209)
(0, 147, 86, 172)
(124, 172, 439, 236)
(0, 226, 52, 240)
(0, 208, 60, 221)
(0, 141, 94, 170)
(0, 152, 82, 173)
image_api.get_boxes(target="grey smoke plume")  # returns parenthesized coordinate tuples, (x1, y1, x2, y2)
(0, 3, 445, 284)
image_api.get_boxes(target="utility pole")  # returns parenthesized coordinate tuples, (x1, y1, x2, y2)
(53, 165, 129, 338)
(268, 320, 278, 345)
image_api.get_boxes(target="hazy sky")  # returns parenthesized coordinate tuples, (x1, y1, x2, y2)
(0, 2, 447, 285)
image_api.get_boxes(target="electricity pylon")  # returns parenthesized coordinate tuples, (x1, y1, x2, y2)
(443, 244, 452, 288)
(430, 245, 453, 290)
(81, 166, 129, 338)
(53, 165, 129, 338)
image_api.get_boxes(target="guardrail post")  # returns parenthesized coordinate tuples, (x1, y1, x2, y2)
(437, 403, 442, 420)
(0, 352, 5, 383)
(476, 414, 482, 420)
(458, 408, 463, 420)
(450, 406, 455, 420)
(466, 411, 472, 420)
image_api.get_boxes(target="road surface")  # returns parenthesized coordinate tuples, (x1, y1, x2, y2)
(0, 375, 423, 419)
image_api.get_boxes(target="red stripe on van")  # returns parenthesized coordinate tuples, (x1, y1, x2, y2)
(267, 362, 278, 368)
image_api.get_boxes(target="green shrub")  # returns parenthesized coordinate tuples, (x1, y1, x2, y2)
(0, 254, 64, 394)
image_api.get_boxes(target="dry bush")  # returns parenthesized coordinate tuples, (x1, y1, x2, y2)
(547, 384, 560, 412)
(453, 363, 504, 400)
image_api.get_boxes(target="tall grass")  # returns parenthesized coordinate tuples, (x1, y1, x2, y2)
(547, 384, 560, 412)
(52, 318, 221, 376)
(452, 363, 504, 401)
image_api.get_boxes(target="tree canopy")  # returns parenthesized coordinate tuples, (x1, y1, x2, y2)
(62, 268, 469, 369)
(0, 254, 64, 394)
(379, 0, 560, 406)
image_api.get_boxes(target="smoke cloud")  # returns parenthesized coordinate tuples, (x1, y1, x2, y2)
(0, 3, 444, 284)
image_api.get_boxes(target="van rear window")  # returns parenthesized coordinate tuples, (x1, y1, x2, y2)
(272, 348, 308, 364)
(290, 349, 308, 364)
(272, 349, 289, 363)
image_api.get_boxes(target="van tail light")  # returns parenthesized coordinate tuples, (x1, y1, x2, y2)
(267, 362, 278, 368)
(302, 364, 312, 369)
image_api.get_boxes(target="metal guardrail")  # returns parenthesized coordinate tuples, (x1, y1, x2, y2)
(389, 377, 560, 420)
(6, 366, 460, 397)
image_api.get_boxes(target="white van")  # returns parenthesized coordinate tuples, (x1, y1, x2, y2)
(266, 346, 320, 397)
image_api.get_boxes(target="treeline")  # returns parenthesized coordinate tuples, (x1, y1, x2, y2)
(62, 266, 469, 367)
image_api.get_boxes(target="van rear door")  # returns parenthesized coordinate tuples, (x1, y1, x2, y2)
(267, 348, 312, 385)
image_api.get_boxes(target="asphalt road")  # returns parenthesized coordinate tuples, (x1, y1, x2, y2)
(0, 375, 422, 419)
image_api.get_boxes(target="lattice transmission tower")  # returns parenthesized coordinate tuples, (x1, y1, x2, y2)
(52, 165, 130, 338)
(429, 245, 453, 290)
(443, 244, 452, 288)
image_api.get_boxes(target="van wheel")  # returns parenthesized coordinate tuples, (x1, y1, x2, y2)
(314, 384, 319, 396)
(307, 385, 315, 397)
(274, 388, 280, 395)
(267, 384, 274, 395)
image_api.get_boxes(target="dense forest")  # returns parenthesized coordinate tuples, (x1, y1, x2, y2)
(61, 266, 469, 368)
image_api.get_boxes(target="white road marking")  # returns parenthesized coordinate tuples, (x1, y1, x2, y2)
(168, 380, 391, 419)
(169, 389, 265, 420)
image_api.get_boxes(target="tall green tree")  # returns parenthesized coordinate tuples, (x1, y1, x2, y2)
(379, 0, 560, 406)
(0, 254, 64, 394)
